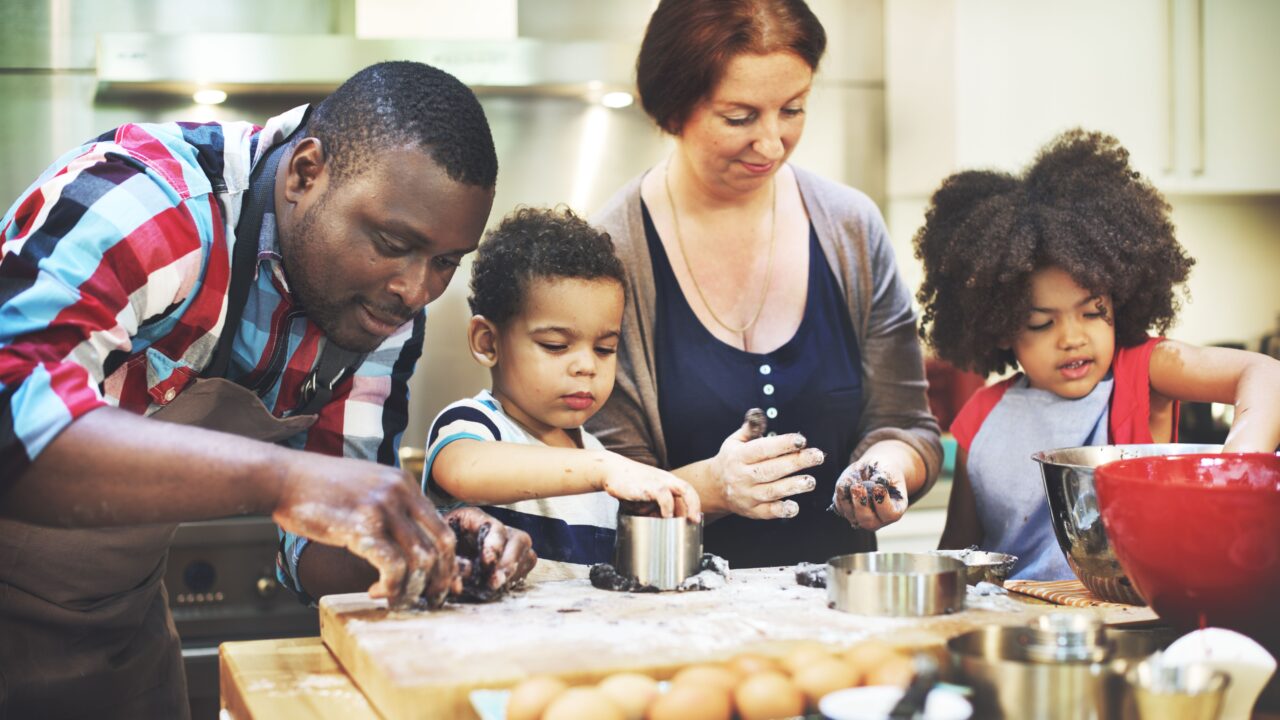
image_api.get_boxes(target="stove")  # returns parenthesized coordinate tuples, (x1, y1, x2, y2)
(164, 516, 319, 719)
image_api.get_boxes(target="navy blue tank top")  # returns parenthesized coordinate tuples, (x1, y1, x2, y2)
(643, 202, 875, 568)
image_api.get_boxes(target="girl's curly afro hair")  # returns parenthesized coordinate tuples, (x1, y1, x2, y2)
(468, 206, 624, 326)
(913, 129, 1195, 376)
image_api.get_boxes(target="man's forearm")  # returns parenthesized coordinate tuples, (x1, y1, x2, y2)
(2, 405, 286, 527)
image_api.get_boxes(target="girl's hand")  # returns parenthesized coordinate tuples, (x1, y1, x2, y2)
(599, 453, 703, 522)
(709, 416, 825, 520)
(832, 458, 909, 531)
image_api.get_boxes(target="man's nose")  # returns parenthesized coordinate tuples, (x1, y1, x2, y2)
(388, 257, 437, 311)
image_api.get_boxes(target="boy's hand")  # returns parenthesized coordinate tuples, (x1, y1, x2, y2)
(597, 453, 703, 522)
(710, 416, 825, 520)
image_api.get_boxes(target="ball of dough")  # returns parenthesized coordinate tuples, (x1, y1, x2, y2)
(505, 675, 567, 720)
(792, 657, 860, 708)
(597, 672, 659, 720)
(646, 683, 733, 720)
(734, 671, 806, 720)
(543, 687, 625, 720)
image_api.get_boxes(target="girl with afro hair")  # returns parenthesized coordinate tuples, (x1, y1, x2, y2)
(914, 129, 1280, 581)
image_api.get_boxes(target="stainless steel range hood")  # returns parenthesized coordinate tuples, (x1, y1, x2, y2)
(95, 33, 638, 99)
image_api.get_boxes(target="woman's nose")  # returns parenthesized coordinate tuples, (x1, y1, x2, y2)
(753, 118, 785, 160)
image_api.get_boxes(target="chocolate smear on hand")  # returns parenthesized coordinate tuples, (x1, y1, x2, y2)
(446, 517, 512, 604)
(744, 408, 768, 440)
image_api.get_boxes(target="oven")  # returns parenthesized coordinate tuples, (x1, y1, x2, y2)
(164, 517, 319, 719)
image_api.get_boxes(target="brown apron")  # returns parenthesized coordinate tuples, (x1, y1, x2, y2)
(0, 380, 319, 720)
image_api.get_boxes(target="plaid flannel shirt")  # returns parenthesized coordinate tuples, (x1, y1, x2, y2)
(0, 106, 424, 600)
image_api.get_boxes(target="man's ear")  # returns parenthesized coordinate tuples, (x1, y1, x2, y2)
(468, 315, 500, 368)
(282, 137, 327, 204)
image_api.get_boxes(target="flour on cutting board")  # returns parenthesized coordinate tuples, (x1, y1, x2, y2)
(323, 567, 1047, 687)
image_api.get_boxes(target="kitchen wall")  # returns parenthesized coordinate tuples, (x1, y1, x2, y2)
(885, 0, 1280, 356)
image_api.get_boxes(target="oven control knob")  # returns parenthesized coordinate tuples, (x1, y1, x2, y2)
(256, 575, 279, 599)
(182, 560, 217, 593)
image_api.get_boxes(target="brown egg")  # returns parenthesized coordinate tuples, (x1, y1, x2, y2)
(792, 657, 861, 708)
(781, 642, 837, 676)
(727, 653, 783, 677)
(733, 671, 806, 720)
(505, 675, 568, 720)
(670, 664, 740, 693)
(647, 683, 733, 720)
(864, 652, 916, 688)
(542, 686, 625, 720)
(597, 672, 659, 720)
(841, 640, 905, 682)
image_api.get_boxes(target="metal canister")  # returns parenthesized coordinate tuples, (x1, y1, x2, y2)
(826, 552, 966, 617)
(612, 514, 702, 590)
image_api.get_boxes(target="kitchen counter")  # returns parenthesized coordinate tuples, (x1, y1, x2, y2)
(220, 567, 1165, 719)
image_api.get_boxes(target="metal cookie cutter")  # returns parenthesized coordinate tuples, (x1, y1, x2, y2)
(613, 514, 703, 591)
(826, 552, 966, 617)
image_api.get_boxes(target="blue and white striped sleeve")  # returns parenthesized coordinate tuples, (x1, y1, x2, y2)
(422, 402, 503, 508)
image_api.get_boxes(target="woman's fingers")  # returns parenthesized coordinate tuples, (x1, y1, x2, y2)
(738, 433, 813, 464)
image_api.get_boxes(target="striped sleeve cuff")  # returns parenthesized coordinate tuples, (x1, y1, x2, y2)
(422, 404, 502, 503)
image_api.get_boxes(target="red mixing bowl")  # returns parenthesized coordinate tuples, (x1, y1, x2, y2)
(1094, 453, 1280, 647)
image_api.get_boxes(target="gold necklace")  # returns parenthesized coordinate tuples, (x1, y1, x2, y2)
(663, 162, 777, 338)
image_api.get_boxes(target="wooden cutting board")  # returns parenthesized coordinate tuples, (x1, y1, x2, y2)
(319, 567, 1143, 720)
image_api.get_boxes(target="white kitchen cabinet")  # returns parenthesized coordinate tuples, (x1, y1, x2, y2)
(949, 0, 1280, 194)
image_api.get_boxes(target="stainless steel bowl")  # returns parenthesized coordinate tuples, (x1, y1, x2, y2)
(1032, 443, 1221, 605)
(930, 549, 1018, 587)
(826, 552, 966, 617)
(949, 620, 1176, 720)
(613, 514, 702, 590)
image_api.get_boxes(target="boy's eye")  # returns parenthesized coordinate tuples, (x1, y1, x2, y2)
(782, 106, 805, 118)
(595, 346, 617, 356)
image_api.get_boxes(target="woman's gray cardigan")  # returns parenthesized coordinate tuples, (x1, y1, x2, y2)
(585, 165, 942, 500)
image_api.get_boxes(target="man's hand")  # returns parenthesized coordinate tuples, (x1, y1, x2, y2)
(597, 453, 702, 521)
(444, 507, 537, 596)
(271, 454, 457, 609)
(709, 416, 824, 520)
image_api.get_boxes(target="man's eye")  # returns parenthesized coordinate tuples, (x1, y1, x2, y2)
(377, 233, 411, 255)
(433, 256, 461, 270)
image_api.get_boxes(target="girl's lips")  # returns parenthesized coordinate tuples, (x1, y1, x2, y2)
(1059, 358, 1093, 380)
(563, 394, 594, 411)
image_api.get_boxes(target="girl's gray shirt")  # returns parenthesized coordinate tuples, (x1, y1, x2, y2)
(585, 165, 942, 499)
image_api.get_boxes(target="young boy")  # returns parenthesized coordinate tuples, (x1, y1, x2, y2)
(424, 207, 702, 581)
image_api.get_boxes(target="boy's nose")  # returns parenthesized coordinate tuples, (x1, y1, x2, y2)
(569, 353, 596, 376)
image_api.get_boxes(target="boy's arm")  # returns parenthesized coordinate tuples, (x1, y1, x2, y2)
(938, 448, 983, 549)
(432, 440, 701, 520)
(1148, 339, 1280, 452)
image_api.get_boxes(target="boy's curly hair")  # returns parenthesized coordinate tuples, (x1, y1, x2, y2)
(468, 206, 625, 325)
(913, 129, 1195, 376)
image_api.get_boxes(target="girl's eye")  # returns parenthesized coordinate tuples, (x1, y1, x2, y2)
(1028, 321, 1052, 331)
(537, 342, 567, 352)
(1084, 311, 1105, 319)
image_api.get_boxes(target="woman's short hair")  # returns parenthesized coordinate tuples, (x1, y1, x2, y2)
(636, 0, 827, 135)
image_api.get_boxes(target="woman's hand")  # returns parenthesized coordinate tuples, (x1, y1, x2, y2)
(444, 507, 538, 593)
(598, 453, 703, 521)
(832, 459, 909, 531)
(710, 416, 825, 520)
